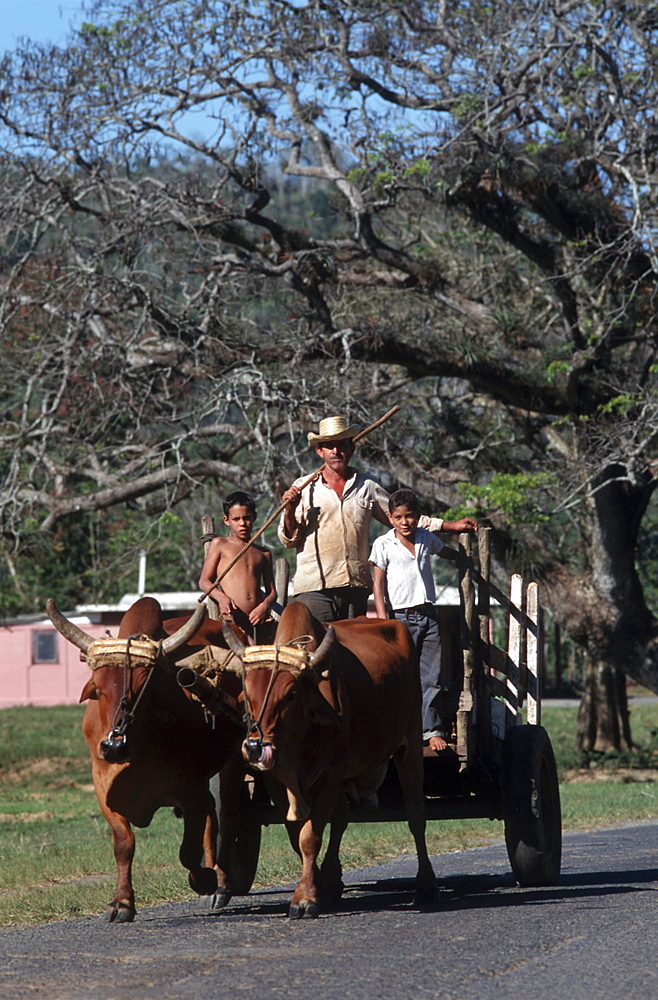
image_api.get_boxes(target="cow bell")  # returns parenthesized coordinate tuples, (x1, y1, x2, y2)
(100, 730, 130, 764)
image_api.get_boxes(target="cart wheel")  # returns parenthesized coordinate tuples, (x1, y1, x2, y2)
(209, 772, 262, 896)
(502, 724, 562, 887)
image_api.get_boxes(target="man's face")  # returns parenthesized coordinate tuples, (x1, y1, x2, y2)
(316, 438, 354, 475)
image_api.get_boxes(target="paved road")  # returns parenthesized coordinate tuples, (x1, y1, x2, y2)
(1, 821, 657, 1000)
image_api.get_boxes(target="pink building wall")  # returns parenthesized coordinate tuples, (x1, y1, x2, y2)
(0, 620, 112, 709)
(0, 592, 203, 710)
(1, 587, 462, 709)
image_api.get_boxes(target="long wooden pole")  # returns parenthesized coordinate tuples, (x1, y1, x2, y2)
(198, 405, 400, 604)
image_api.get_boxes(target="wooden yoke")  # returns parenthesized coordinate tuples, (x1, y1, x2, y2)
(197, 405, 400, 605)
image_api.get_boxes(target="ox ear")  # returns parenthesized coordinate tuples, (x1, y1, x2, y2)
(79, 678, 97, 703)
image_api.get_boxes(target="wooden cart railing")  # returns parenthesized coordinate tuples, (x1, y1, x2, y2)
(456, 525, 542, 769)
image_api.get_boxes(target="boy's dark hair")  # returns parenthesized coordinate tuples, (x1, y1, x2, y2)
(223, 490, 257, 519)
(388, 488, 421, 514)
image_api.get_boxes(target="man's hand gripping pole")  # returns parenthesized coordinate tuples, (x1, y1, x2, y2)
(197, 405, 400, 604)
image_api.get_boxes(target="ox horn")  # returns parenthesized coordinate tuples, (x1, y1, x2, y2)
(46, 598, 94, 654)
(308, 625, 335, 669)
(222, 621, 247, 659)
(161, 602, 207, 655)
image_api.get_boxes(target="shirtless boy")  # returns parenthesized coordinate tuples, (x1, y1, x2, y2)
(198, 491, 276, 636)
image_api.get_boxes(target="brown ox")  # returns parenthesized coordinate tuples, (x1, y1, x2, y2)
(47, 596, 245, 923)
(223, 602, 438, 918)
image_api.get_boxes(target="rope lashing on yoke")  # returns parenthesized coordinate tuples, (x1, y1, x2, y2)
(175, 644, 244, 725)
(85, 634, 160, 742)
(241, 636, 314, 739)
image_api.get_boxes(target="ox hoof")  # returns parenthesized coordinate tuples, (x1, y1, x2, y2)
(209, 890, 232, 911)
(320, 879, 345, 908)
(101, 902, 135, 923)
(413, 886, 441, 910)
(189, 867, 219, 897)
(289, 899, 320, 920)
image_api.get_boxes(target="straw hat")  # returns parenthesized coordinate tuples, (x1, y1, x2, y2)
(307, 415, 359, 445)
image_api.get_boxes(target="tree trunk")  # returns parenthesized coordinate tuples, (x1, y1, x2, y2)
(535, 462, 658, 697)
(575, 655, 633, 752)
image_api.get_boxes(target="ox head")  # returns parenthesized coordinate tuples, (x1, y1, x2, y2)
(47, 598, 206, 763)
(223, 621, 339, 819)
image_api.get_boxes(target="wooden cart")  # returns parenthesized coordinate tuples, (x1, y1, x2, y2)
(208, 525, 562, 893)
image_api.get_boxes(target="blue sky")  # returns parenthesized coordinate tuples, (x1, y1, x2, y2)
(1, 2, 85, 53)
(0, 1, 225, 146)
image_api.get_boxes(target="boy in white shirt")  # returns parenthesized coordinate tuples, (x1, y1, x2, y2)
(369, 489, 477, 753)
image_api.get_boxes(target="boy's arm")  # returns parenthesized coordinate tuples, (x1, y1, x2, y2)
(371, 564, 389, 620)
(441, 517, 478, 533)
(198, 539, 236, 618)
(431, 522, 477, 567)
(249, 551, 277, 625)
(438, 544, 474, 572)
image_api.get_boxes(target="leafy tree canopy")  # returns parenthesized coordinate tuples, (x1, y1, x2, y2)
(1, 0, 658, 705)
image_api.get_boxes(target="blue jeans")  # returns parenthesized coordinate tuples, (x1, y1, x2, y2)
(392, 605, 448, 740)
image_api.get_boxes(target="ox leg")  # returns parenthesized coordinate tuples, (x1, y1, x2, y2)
(203, 799, 218, 870)
(102, 809, 137, 923)
(211, 755, 251, 909)
(393, 742, 439, 908)
(179, 786, 219, 898)
(262, 773, 304, 861)
(289, 816, 324, 919)
(319, 792, 348, 906)
(202, 795, 231, 910)
(289, 773, 342, 919)
(92, 762, 137, 923)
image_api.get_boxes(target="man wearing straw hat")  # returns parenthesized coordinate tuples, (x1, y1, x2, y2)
(279, 415, 476, 622)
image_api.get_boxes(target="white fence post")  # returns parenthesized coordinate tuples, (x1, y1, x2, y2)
(526, 582, 540, 726)
(506, 573, 523, 731)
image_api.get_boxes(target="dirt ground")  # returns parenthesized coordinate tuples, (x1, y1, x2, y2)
(564, 767, 657, 784)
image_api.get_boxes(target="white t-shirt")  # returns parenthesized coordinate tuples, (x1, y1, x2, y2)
(369, 526, 444, 610)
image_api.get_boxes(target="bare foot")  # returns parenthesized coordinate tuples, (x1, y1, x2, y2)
(428, 735, 447, 753)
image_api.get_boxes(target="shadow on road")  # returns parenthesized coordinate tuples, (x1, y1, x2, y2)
(190, 862, 657, 921)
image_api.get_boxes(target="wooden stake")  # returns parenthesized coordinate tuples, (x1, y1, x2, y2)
(526, 582, 540, 725)
(506, 573, 523, 730)
(200, 515, 221, 620)
(457, 531, 475, 766)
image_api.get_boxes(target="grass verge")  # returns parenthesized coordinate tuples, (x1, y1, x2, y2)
(0, 702, 656, 926)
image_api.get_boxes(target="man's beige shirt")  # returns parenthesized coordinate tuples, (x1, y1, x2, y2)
(278, 469, 444, 594)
